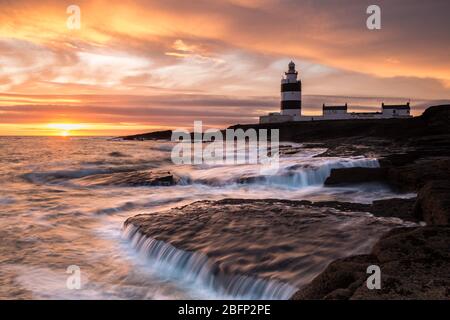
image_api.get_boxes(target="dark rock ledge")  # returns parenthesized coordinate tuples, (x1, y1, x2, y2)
(74, 169, 181, 187)
(124, 198, 412, 297)
(291, 226, 450, 300)
(323, 159, 450, 225)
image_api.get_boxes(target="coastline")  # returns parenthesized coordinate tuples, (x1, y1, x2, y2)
(121, 105, 450, 299)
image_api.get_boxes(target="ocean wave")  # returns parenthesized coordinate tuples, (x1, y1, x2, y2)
(21, 168, 117, 184)
(186, 157, 379, 188)
(74, 170, 188, 188)
(122, 224, 298, 300)
(21, 166, 160, 185)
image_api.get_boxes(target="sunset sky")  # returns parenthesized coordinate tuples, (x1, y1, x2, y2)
(0, 0, 449, 136)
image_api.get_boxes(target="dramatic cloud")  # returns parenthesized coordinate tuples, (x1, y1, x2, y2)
(0, 0, 449, 135)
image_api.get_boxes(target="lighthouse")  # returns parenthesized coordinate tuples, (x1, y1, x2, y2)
(280, 61, 302, 117)
(259, 61, 411, 124)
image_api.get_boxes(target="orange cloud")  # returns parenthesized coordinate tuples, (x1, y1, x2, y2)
(0, 0, 449, 135)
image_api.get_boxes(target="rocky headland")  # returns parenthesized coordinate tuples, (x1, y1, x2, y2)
(122, 105, 450, 299)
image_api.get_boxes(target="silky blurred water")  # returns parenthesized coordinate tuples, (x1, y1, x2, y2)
(0, 136, 414, 299)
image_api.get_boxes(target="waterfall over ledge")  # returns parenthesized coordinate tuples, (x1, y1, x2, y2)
(122, 224, 298, 300)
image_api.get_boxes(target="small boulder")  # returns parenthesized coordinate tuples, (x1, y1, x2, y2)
(324, 167, 387, 185)
(371, 198, 417, 222)
(414, 180, 450, 225)
(386, 158, 450, 191)
(75, 170, 181, 187)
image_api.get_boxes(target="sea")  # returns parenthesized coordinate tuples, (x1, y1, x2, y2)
(0, 136, 416, 299)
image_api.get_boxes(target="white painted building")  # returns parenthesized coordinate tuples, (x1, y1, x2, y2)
(259, 62, 412, 124)
(322, 104, 349, 120)
(381, 103, 411, 117)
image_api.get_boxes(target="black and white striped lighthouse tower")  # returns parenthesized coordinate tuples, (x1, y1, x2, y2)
(280, 61, 302, 117)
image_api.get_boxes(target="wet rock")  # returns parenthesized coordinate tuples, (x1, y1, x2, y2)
(370, 198, 417, 222)
(74, 170, 181, 187)
(200, 198, 417, 224)
(108, 151, 128, 157)
(315, 138, 392, 158)
(120, 130, 173, 141)
(292, 226, 450, 300)
(324, 167, 388, 185)
(379, 152, 421, 167)
(124, 198, 406, 295)
(386, 158, 450, 191)
(414, 180, 450, 225)
(236, 175, 265, 184)
(421, 105, 450, 134)
(279, 144, 304, 155)
(281, 198, 418, 222)
(291, 255, 376, 300)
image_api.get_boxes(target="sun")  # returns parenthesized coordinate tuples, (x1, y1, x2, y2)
(46, 123, 84, 136)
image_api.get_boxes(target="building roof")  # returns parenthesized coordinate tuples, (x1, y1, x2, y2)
(323, 103, 348, 110)
(285, 60, 298, 75)
(350, 112, 382, 115)
(382, 102, 410, 109)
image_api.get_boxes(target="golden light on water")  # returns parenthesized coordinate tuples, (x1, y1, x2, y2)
(46, 123, 85, 136)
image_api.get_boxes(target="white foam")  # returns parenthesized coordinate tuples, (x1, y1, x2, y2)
(122, 224, 298, 300)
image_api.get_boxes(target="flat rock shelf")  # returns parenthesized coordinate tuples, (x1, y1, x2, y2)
(123, 199, 413, 300)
